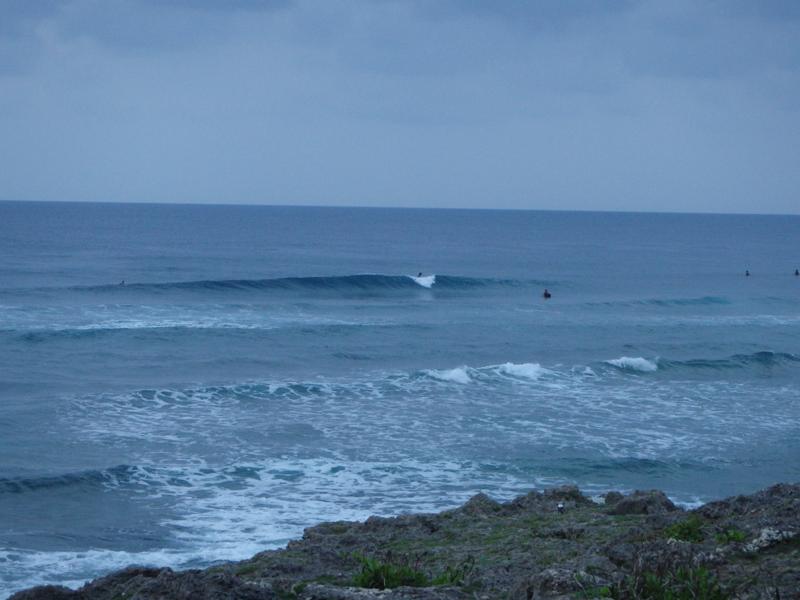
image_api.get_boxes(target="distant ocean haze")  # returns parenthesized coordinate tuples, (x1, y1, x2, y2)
(0, 201, 799, 597)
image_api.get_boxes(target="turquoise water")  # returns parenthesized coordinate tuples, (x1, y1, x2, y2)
(1, 201, 798, 596)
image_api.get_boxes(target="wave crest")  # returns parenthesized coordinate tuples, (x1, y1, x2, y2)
(66, 274, 532, 295)
(408, 274, 436, 288)
(495, 362, 548, 380)
(424, 367, 472, 384)
(605, 356, 659, 372)
(663, 351, 799, 371)
(0, 465, 138, 495)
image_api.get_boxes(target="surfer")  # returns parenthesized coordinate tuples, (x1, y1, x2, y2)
(795, 269, 799, 276)
(745, 270, 750, 277)
(120, 280, 125, 286)
(418, 272, 423, 277)
(543, 289, 551, 299)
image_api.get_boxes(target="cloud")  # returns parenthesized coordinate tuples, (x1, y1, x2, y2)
(0, 0, 798, 213)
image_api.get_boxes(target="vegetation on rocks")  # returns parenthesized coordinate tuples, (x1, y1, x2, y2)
(663, 514, 705, 543)
(11, 483, 800, 599)
(351, 554, 430, 589)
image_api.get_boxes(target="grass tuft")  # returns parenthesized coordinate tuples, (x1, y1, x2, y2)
(663, 515, 705, 543)
(431, 556, 476, 586)
(715, 528, 746, 544)
(610, 566, 728, 599)
(351, 553, 477, 590)
(351, 554, 429, 589)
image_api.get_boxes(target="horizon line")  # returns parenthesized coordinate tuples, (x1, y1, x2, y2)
(0, 197, 797, 218)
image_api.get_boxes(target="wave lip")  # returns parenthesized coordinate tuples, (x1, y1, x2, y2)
(662, 351, 800, 371)
(0, 465, 137, 495)
(421, 362, 550, 385)
(408, 274, 436, 288)
(644, 296, 729, 307)
(588, 296, 731, 308)
(730, 350, 799, 366)
(48, 273, 534, 296)
(424, 367, 472, 384)
(605, 356, 658, 373)
(495, 362, 548, 380)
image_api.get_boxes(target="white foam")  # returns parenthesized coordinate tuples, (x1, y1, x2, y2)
(409, 274, 436, 288)
(605, 356, 658, 372)
(496, 362, 547, 380)
(0, 455, 548, 598)
(0, 547, 185, 599)
(1, 303, 378, 333)
(425, 366, 471, 384)
(50, 360, 800, 600)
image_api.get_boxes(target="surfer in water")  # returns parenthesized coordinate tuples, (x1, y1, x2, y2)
(745, 270, 750, 277)
(543, 289, 551, 299)
(418, 272, 423, 277)
(795, 269, 799, 276)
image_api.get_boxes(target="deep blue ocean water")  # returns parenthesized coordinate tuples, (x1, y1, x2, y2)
(1, 200, 799, 596)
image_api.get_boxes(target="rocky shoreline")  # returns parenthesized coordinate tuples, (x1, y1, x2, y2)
(11, 484, 799, 599)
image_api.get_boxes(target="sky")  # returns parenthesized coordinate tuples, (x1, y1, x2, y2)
(0, 0, 798, 214)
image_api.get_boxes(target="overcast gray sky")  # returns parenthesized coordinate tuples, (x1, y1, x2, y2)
(1, 0, 798, 213)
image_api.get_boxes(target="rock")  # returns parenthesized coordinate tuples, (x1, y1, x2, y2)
(11, 567, 278, 600)
(10, 483, 800, 599)
(541, 525, 585, 540)
(544, 485, 588, 504)
(604, 542, 638, 567)
(742, 527, 797, 553)
(607, 490, 678, 515)
(459, 493, 502, 517)
(9, 586, 76, 600)
(299, 584, 463, 599)
(510, 566, 606, 599)
(507, 490, 548, 512)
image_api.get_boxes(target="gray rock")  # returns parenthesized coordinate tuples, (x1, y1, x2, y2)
(299, 584, 462, 599)
(458, 493, 502, 517)
(607, 490, 678, 515)
(11, 483, 800, 599)
(544, 485, 587, 504)
(9, 586, 76, 600)
(11, 567, 277, 600)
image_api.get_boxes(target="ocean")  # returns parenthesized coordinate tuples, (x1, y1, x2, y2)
(1, 201, 798, 596)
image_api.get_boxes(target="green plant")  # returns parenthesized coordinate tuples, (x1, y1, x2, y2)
(644, 567, 727, 599)
(351, 554, 430, 589)
(234, 562, 261, 576)
(575, 584, 612, 598)
(663, 515, 705, 543)
(715, 528, 746, 544)
(613, 566, 728, 599)
(431, 556, 476, 586)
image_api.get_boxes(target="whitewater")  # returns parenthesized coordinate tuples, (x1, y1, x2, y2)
(1, 202, 799, 597)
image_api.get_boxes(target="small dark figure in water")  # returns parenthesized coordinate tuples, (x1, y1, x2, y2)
(120, 280, 125, 286)
(795, 269, 799, 276)
(418, 272, 422, 277)
(543, 289, 551, 299)
(745, 270, 750, 277)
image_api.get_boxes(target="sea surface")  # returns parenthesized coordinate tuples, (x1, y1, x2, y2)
(1, 201, 799, 596)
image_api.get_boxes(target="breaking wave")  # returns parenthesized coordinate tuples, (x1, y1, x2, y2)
(605, 356, 659, 372)
(588, 296, 731, 308)
(59, 274, 538, 296)
(0, 465, 139, 495)
(661, 351, 800, 371)
(422, 362, 550, 385)
(602, 352, 799, 375)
